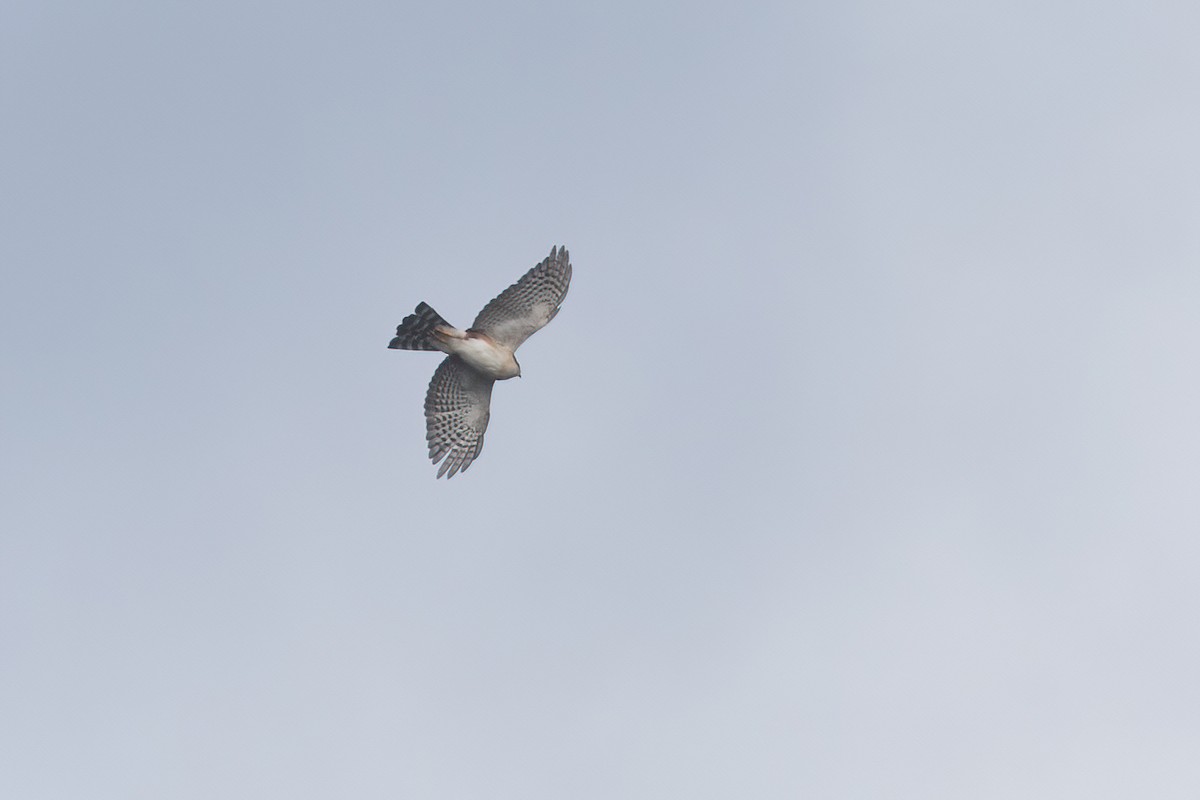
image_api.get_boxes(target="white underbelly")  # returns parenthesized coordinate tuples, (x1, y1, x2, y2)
(450, 336, 519, 379)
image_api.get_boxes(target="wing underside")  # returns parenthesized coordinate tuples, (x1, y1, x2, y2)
(470, 245, 572, 351)
(423, 356, 495, 478)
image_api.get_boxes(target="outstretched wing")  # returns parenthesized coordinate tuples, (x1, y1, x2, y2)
(471, 245, 572, 351)
(424, 356, 495, 478)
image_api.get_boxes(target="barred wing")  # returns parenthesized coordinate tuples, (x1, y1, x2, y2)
(470, 245, 572, 351)
(424, 356, 495, 478)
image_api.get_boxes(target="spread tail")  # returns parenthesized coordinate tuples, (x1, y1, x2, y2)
(389, 302, 452, 351)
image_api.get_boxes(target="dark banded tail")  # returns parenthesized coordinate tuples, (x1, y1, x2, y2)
(389, 302, 452, 351)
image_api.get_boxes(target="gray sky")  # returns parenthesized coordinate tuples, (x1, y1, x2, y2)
(3, 1, 1199, 797)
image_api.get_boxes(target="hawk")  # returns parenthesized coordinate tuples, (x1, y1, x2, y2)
(388, 246, 573, 478)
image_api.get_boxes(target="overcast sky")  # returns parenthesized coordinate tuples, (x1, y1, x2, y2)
(3, 1, 1199, 797)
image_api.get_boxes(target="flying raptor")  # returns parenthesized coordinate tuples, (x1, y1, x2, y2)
(388, 246, 572, 478)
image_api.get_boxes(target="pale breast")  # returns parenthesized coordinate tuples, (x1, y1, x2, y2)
(450, 332, 520, 380)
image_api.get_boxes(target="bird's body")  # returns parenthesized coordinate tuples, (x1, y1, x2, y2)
(387, 246, 572, 478)
(427, 327, 521, 380)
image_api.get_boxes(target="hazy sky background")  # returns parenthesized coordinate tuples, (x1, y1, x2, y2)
(3, 1, 1199, 797)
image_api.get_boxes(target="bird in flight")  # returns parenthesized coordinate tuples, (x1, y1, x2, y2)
(388, 246, 573, 478)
